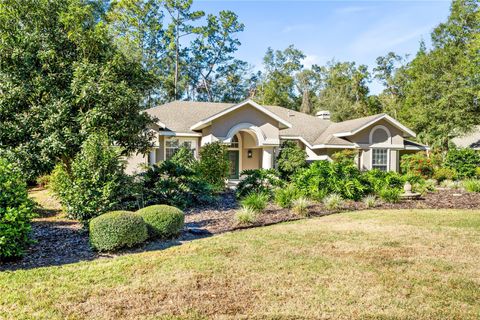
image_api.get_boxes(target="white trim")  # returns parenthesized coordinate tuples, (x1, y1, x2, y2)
(158, 131, 202, 137)
(163, 136, 199, 160)
(189, 99, 292, 131)
(156, 120, 166, 129)
(404, 139, 430, 150)
(369, 125, 392, 145)
(280, 136, 357, 150)
(221, 122, 280, 147)
(334, 114, 416, 138)
(370, 148, 390, 172)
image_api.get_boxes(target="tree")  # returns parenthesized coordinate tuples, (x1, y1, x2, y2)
(400, 0, 480, 150)
(276, 141, 307, 180)
(0, 0, 154, 181)
(254, 45, 306, 110)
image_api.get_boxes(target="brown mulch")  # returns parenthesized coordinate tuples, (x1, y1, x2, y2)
(1, 188, 479, 271)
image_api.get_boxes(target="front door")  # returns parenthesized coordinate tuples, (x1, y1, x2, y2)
(228, 150, 240, 179)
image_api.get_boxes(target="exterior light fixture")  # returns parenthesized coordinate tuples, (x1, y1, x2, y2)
(247, 149, 253, 158)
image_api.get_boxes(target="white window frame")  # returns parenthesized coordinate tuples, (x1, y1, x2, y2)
(164, 137, 198, 161)
(371, 148, 390, 171)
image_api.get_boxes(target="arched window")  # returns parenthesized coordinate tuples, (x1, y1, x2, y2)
(369, 125, 391, 145)
(230, 134, 239, 148)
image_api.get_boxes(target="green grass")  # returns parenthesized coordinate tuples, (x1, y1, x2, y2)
(1, 209, 480, 319)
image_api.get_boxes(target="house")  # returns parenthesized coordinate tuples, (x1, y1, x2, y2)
(451, 126, 480, 150)
(126, 99, 428, 178)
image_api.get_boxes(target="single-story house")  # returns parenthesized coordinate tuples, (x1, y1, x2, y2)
(451, 126, 480, 150)
(126, 99, 428, 178)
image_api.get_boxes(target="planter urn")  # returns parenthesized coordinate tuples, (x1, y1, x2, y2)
(404, 181, 412, 194)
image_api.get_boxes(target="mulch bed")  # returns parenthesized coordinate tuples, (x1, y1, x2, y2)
(1, 188, 479, 271)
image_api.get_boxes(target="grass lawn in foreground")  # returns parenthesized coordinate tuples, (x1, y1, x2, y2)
(1, 209, 480, 319)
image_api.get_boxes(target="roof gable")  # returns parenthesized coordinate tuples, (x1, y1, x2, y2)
(190, 99, 292, 131)
(332, 114, 416, 138)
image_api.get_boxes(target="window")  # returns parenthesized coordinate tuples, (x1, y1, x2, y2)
(230, 135, 239, 148)
(165, 138, 195, 160)
(372, 149, 388, 171)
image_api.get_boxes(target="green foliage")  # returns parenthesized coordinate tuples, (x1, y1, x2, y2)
(198, 142, 229, 192)
(240, 193, 269, 213)
(274, 184, 301, 208)
(89, 211, 148, 252)
(0, 158, 35, 260)
(236, 169, 282, 199)
(136, 205, 184, 239)
(463, 179, 480, 193)
(36, 175, 50, 188)
(363, 195, 377, 208)
(0, 0, 155, 182)
(433, 167, 457, 182)
(292, 197, 310, 217)
(276, 141, 307, 180)
(476, 167, 480, 178)
(49, 133, 128, 223)
(235, 206, 257, 225)
(440, 179, 460, 189)
(323, 193, 344, 210)
(378, 188, 401, 203)
(444, 148, 480, 179)
(400, 152, 434, 178)
(170, 146, 197, 169)
(331, 150, 358, 166)
(139, 160, 216, 209)
(293, 161, 367, 201)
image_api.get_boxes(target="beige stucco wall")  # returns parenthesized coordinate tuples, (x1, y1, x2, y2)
(348, 119, 404, 146)
(210, 105, 279, 142)
(124, 152, 147, 175)
(239, 131, 262, 171)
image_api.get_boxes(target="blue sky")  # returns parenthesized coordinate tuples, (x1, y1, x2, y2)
(192, 0, 452, 93)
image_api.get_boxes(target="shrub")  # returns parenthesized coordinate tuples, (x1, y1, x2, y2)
(463, 179, 480, 193)
(400, 152, 434, 178)
(363, 170, 404, 194)
(433, 167, 457, 182)
(170, 145, 196, 169)
(0, 158, 35, 260)
(440, 179, 460, 189)
(49, 133, 129, 223)
(274, 184, 300, 208)
(293, 161, 367, 201)
(89, 211, 148, 252)
(236, 169, 282, 199)
(276, 141, 307, 180)
(378, 188, 401, 203)
(292, 197, 310, 216)
(137, 205, 185, 239)
(323, 193, 344, 210)
(240, 193, 269, 212)
(476, 167, 480, 178)
(235, 206, 257, 225)
(444, 148, 480, 179)
(332, 150, 357, 166)
(198, 142, 229, 191)
(363, 195, 377, 208)
(36, 174, 50, 188)
(138, 160, 216, 209)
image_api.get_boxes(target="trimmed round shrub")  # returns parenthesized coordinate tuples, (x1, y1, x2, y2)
(89, 211, 148, 252)
(137, 205, 185, 239)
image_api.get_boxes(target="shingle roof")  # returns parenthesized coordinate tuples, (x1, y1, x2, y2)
(144, 100, 401, 147)
(451, 126, 480, 149)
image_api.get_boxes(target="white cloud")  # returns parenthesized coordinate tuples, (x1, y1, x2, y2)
(302, 54, 329, 68)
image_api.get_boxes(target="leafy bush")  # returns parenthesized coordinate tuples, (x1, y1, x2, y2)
(235, 206, 257, 225)
(323, 193, 344, 210)
(402, 172, 424, 185)
(240, 193, 269, 212)
(274, 184, 301, 208)
(49, 133, 129, 223)
(293, 161, 368, 201)
(476, 167, 480, 178)
(444, 148, 480, 179)
(332, 150, 358, 166)
(292, 197, 310, 216)
(363, 169, 404, 193)
(198, 142, 229, 191)
(89, 211, 148, 252)
(36, 175, 50, 188)
(136, 205, 184, 239)
(433, 167, 457, 182)
(378, 188, 401, 203)
(170, 146, 196, 169)
(400, 152, 434, 178)
(440, 179, 460, 189)
(363, 195, 377, 208)
(138, 160, 215, 209)
(0, 158, 35, 260)
(276, 141, 307, 180)
(463, 179, 480, 193)
(236, 169, 282, 199)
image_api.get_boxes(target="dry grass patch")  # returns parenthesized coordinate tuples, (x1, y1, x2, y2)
(1, 209, 480, 319)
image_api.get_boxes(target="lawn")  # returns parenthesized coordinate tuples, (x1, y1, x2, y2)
(1, 209, 480, 319)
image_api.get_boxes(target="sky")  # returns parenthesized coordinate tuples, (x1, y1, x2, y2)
(192, 0, 452, 94)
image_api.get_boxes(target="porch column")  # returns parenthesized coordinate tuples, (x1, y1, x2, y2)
(148, 149, 156, 165)
(262, 147, 274, 169)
